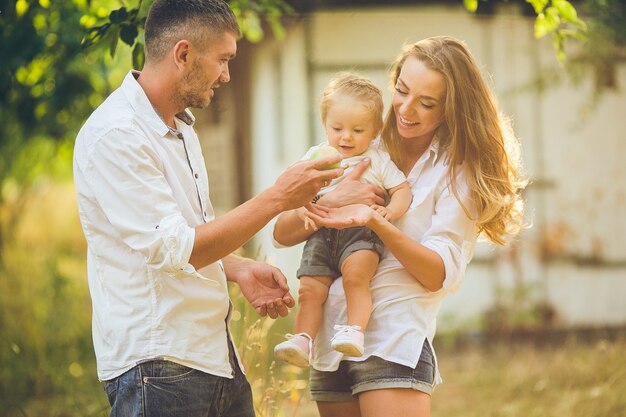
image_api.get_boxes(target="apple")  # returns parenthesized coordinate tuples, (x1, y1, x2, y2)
(309, 145, 341, 169)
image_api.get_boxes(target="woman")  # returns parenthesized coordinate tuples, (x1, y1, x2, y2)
(273, 36, 525, 417)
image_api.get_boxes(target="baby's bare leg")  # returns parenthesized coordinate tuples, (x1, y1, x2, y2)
(295, 275, 333, 339)
(340, 250, 379, 329)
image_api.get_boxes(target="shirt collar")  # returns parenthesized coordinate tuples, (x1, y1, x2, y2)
(429, 137, 442, 164)
(122, 70, 196, 138)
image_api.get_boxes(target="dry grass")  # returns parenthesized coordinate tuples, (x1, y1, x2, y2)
(431, 336, 626, 417)
(4, 183, 624, 417)
(289, 335, 626, 417)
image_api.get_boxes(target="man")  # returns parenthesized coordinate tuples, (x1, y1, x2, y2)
(73, 1, 342, 416)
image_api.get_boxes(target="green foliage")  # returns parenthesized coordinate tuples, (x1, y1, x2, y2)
(81, 0, 294, 69)
(230, 0, 294, 42)
(464, 0, 479, 13)
(0, 0, 127, 206)
(577, 0, 626, 91)
(504, 0, 625, 109)
(463, 0, 588, 62)
(81, 0, 148, 69)
(532, 0, 588, 61)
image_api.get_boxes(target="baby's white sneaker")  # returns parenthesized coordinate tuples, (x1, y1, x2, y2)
(274, 333, 313, 368)
(331, 325, 364, 357)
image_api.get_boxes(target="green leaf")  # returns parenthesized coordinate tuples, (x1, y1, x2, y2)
(546, 6, 561, 29)
(573, 18, 588, 31)
(535, 6, 561, 38)
(552, 0, 577, 23)
(526, 0, 549, 15)
(132, 42, 145, 70)
(534, 13, 549, 38)
(80, 23, 110, 48)
(242, 11, 263, 43)
(551, 32, 566, 62)
(108, 26, 121, 58)
(464, 0, 478, 13)
(109, 7, 128, 24)
(119, 23, 138, 46)
(267, 14, 286, 40)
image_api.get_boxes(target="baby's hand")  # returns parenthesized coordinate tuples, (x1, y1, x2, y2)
(304, 216, 319, 231)
(370, 204, 396, 221)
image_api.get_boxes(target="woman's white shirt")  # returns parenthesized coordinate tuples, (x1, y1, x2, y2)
(312, 138, 478, 384)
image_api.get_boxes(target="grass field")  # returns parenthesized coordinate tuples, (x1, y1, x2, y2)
(431, 335, 626, 417)
(10, 328, 626, 417)
(4, 185, 624, 417)
(293, 333, 626, 417)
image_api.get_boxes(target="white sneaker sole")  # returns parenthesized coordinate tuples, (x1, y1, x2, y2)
(274, 345, 310, 368)
(331, 341, 364, 357)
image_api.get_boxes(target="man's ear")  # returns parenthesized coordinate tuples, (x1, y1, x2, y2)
(173, 40, 191, 70)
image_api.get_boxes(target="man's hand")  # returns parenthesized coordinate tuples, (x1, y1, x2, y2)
(318, 159, 386, 208)
(270, 156, 344, 212)
(224, 256, 295, 319)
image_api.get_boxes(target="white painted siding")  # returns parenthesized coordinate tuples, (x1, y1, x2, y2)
(222, 4, 626, 329)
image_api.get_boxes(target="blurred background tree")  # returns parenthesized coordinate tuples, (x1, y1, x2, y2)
(0, 1, 121, 414)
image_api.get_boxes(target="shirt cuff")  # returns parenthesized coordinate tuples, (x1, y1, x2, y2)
(422, 238, 474, 293)
(153, 213, 196, 272)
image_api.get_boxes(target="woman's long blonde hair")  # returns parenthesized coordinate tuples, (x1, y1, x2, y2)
(382, 36, 526, 244)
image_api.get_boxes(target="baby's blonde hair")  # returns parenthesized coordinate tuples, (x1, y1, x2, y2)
(382, 36, 526, 244)
(320, 72, 384, 132)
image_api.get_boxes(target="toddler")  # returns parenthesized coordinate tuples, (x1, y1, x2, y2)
(274, 73, 412, 367)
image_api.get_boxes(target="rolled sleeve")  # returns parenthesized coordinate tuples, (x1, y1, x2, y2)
(152, 213, 196, 273)
(422, 237, 474, 293)
(82, 127, 196, 274)
(421, 171, 477, 293)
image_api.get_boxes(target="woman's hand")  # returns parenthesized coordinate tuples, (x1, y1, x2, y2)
(318, 159, 386, 208)
(305, 203, 383, 231)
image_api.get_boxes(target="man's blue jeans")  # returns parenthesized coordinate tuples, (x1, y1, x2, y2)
(103, 345, 254, 417)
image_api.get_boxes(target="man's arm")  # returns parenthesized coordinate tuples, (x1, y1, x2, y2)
(190, 157, 342, 269)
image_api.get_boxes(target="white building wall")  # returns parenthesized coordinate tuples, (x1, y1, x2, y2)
(247, 5, 626, 330)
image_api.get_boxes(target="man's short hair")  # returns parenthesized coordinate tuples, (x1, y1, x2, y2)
(144, 0, 241, 62)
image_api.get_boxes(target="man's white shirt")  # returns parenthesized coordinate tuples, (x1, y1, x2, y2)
(74, 71, 237, 381)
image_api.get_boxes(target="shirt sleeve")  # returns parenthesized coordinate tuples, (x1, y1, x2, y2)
(81, 127, 196, 274)
(375, 150, 408, 190)
(421, 168, 478, 293)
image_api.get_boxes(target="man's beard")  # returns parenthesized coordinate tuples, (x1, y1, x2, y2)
(181, 89, 209, 109)
(176, 64, 213, 109)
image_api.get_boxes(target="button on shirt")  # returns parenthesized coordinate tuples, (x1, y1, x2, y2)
(74, 71, 236, 381)
(312, 139, 478, 385)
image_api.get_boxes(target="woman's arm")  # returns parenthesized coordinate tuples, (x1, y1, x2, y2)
(307, 171, 478, 293)
(368, 212, 445, 291)
(305, 204, 445, 291)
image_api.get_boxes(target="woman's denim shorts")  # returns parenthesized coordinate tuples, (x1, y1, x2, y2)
(309, 340, 436, 402)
